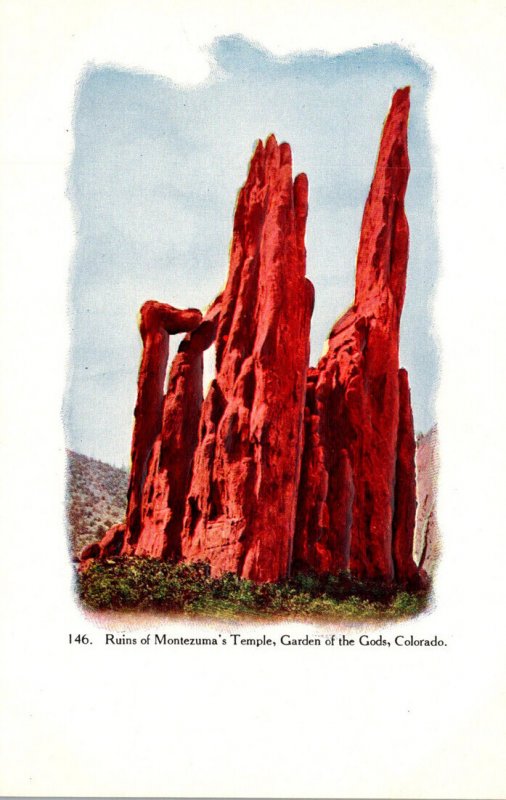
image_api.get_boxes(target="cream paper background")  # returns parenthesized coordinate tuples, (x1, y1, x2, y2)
(1, 1, 505, 797)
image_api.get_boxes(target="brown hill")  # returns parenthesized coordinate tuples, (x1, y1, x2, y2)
(66, 451, 128, 558)
(414, 425, 440, 576)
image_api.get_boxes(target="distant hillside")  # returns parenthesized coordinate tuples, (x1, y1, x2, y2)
(414, 425, 440, 576)
(67, 451, 128, 558)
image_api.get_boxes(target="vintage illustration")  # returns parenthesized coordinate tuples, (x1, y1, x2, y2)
(66, 39, 439, 619)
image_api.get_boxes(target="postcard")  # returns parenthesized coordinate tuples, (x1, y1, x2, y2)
(1, 1, 505, 797)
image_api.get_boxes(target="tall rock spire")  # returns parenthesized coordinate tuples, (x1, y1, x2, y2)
(180, 136, 314, 582)
(354, 86, 411, 314)
(294, 87, 422, 585)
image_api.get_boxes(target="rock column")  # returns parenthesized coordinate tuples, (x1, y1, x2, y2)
(181, 136, 314, 582)
(294, 88, 421, 585)
(122, 301, 202, 554)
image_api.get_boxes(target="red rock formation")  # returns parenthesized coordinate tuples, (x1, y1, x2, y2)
(81, 89, 425, 590)
(294, 87, 422, 585)
(180, 135, 314, 582)
(80, 522, 126, 566)
(134, 298, 222, 559)
(122, 301, 202, 554)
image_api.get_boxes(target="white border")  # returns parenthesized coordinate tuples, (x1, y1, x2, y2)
(1, 1, 505, 797)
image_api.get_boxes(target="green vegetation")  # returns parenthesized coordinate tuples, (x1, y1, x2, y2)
(77, 557, 430, 620)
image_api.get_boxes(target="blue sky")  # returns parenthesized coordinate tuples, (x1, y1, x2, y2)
(66, 37, 437, 467)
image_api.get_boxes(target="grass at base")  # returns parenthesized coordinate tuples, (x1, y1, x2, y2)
(77, 557, 430, 621)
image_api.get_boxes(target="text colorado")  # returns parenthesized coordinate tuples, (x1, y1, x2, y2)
(394, 635, 446, 647)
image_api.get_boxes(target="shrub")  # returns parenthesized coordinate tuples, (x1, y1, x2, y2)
(77, 557, 430, 620)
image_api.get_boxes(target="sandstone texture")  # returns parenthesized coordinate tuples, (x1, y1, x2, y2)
(123, 301, 202, 554)
(180, 136, 314, 581)
(293, 87, 424, 586)
(82, 89, 431, 589)
(134, 297, 222, 560)
(81, 522, 125, 562)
